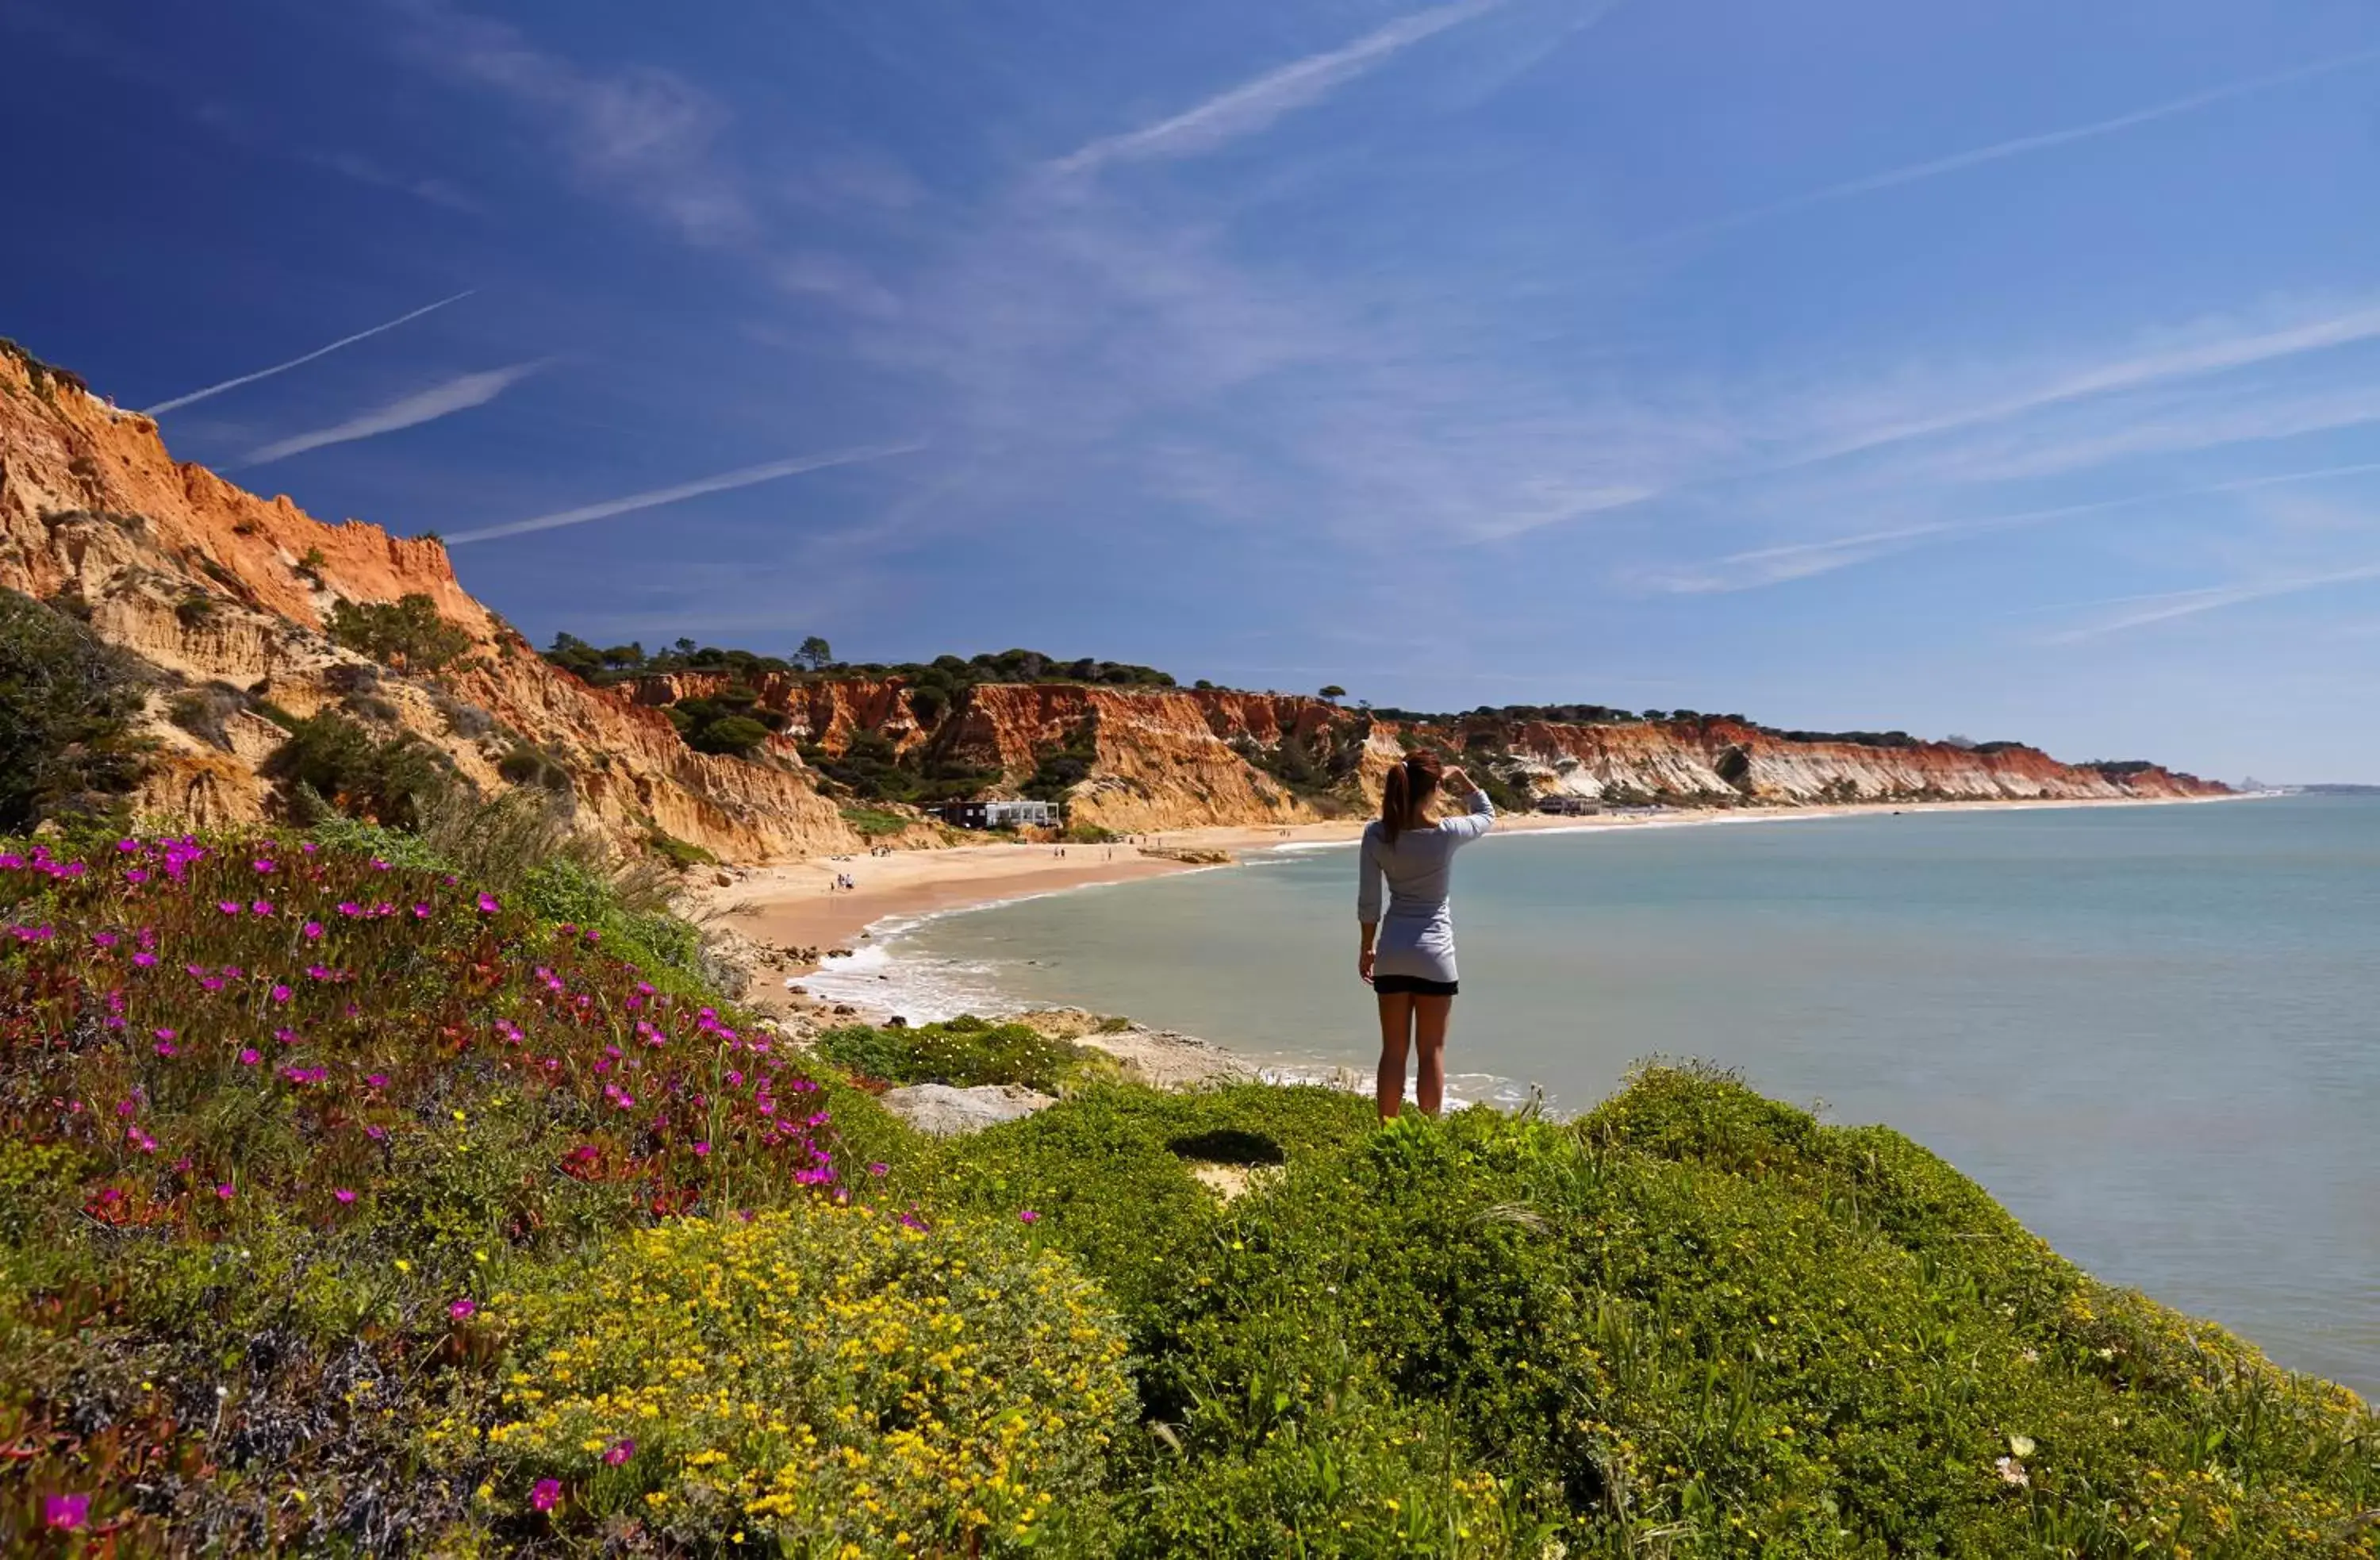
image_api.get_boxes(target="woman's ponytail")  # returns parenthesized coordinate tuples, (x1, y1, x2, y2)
(1380, 750, 1442, 843)
(1381, 765, 1411, 843)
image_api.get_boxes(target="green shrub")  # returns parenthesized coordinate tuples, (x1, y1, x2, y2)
(643, 828, 717, 870)
(261, 709, 455, 828)
(165, 684, 247, 750)
(817, 1015, 1096, 1093)
(0, 586, 151, 831)
(442, 1205, 1134, 1551)
(325, 593, 472, 672)
(839, 805, 912, 839)
(495, 743, 570, 791)
(685, 711, 770, 755)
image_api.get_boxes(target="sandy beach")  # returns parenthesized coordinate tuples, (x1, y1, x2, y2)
(697, 795, 2244, 975)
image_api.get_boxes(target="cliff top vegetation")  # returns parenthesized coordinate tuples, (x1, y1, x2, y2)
(544, 635, 2025, 756)
(1, 822, 2370, 1555)
(543, 634, 1177, 694)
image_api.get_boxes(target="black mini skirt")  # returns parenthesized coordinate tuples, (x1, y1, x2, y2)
(1372, 974, 1459, 997)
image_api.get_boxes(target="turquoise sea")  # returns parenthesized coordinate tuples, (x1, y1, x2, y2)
(811, 797, 2380, 1396)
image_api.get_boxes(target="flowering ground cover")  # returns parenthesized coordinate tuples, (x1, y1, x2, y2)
(2, 829, 2374, 1556)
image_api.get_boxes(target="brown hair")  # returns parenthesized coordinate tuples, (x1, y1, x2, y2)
(1380, 749, 1443, 843)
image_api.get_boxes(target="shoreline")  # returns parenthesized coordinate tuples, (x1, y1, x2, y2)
(699, 792, 2251, 1020)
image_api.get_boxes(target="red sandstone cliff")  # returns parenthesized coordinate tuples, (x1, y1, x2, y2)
(0, 341, 854, 858)
(632, 669, 2222, 829)
(2, 337, 2220, 862)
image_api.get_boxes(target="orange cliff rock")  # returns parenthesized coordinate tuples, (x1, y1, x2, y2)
(2, 337, 2220, 861)
(0, 340, 854, 858)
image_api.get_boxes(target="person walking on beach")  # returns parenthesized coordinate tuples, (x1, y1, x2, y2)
(1357, 751, 1493, 1119)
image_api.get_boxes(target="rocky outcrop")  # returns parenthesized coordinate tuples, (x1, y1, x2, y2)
(0, 340, 856, 859)
(2, 337, 2220, 863)
(1483, 717, 2225, 805)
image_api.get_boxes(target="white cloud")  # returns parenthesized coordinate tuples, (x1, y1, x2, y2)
(1637, 460, 2380, 594)
(1047, 0, 1506, 178)
(304, 150, 483, 213)
(774, 252, 904, 319)
(245, 361, 542, 465)
(404, 2, 751, 245)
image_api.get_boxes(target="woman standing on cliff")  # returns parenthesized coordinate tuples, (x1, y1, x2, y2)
(1357, 751, 1494, 1119)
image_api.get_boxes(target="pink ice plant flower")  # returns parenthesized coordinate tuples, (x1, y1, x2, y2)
(1018, 1208, 1041, 1224)
(238, 1048, 260, 1066)
(602, 1438, 635, 1466)
(449, 1297, 478, 1321)
(303, 921, 324, 939)
(476, 892, 500, 913)
(44, 1494, 90, 1531)
(531, 1479, 561, 1513)
(333, 1188, 356, 1205)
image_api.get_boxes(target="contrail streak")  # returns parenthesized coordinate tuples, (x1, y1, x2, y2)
(443, 443, 928, 545)
(143, 290, 476, 415)
(1649, 48, 2380, 248)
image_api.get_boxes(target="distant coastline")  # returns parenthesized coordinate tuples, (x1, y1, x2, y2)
(708, 790, 2253, 1024)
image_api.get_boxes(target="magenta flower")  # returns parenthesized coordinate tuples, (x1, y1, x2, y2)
(238, 1048, 260, 1066)
(252, 858, 275, 874)
(44, 1494, 90, 1531)
(271, 985, 293, 1003)
(601, 1438, 635, 1466)
(251, 901, 274, 916)
(214, 1183, 236, 1200)
(132, 951, 158, 966)
(476, 893, 500, 913)
(154, 1040, 178, 1058)
(449, 1297, 478, 1321)
(303, 921, 324, 939)
(692, 1141, 712, 1158)
(217, 901, 242, 916)
(531, 1478, 562, 1513)
(1018, 1208, 1041, 1224)
(333, 1188, 356, 1205)
(412, 903, 432, 919)
(868, 1162, 889, 1178)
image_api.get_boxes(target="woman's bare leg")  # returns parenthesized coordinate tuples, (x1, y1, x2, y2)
(1411, 995, 1453, 1116)
(1374, 993, 1414, 1119)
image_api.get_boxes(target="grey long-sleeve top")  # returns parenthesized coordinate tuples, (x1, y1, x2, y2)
(1357, 790, 1495, 983)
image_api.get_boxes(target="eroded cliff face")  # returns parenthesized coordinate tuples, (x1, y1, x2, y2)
(3, 338, 2219, 862)
(1488, 717, 2223, 804)
(0, 344, 856, 859)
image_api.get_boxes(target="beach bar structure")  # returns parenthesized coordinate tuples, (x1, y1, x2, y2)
(1534, 795, 1603, 816)
(934, 798, 1066, 831)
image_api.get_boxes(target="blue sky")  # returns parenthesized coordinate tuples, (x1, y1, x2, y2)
(6, 0, 2378, 781)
